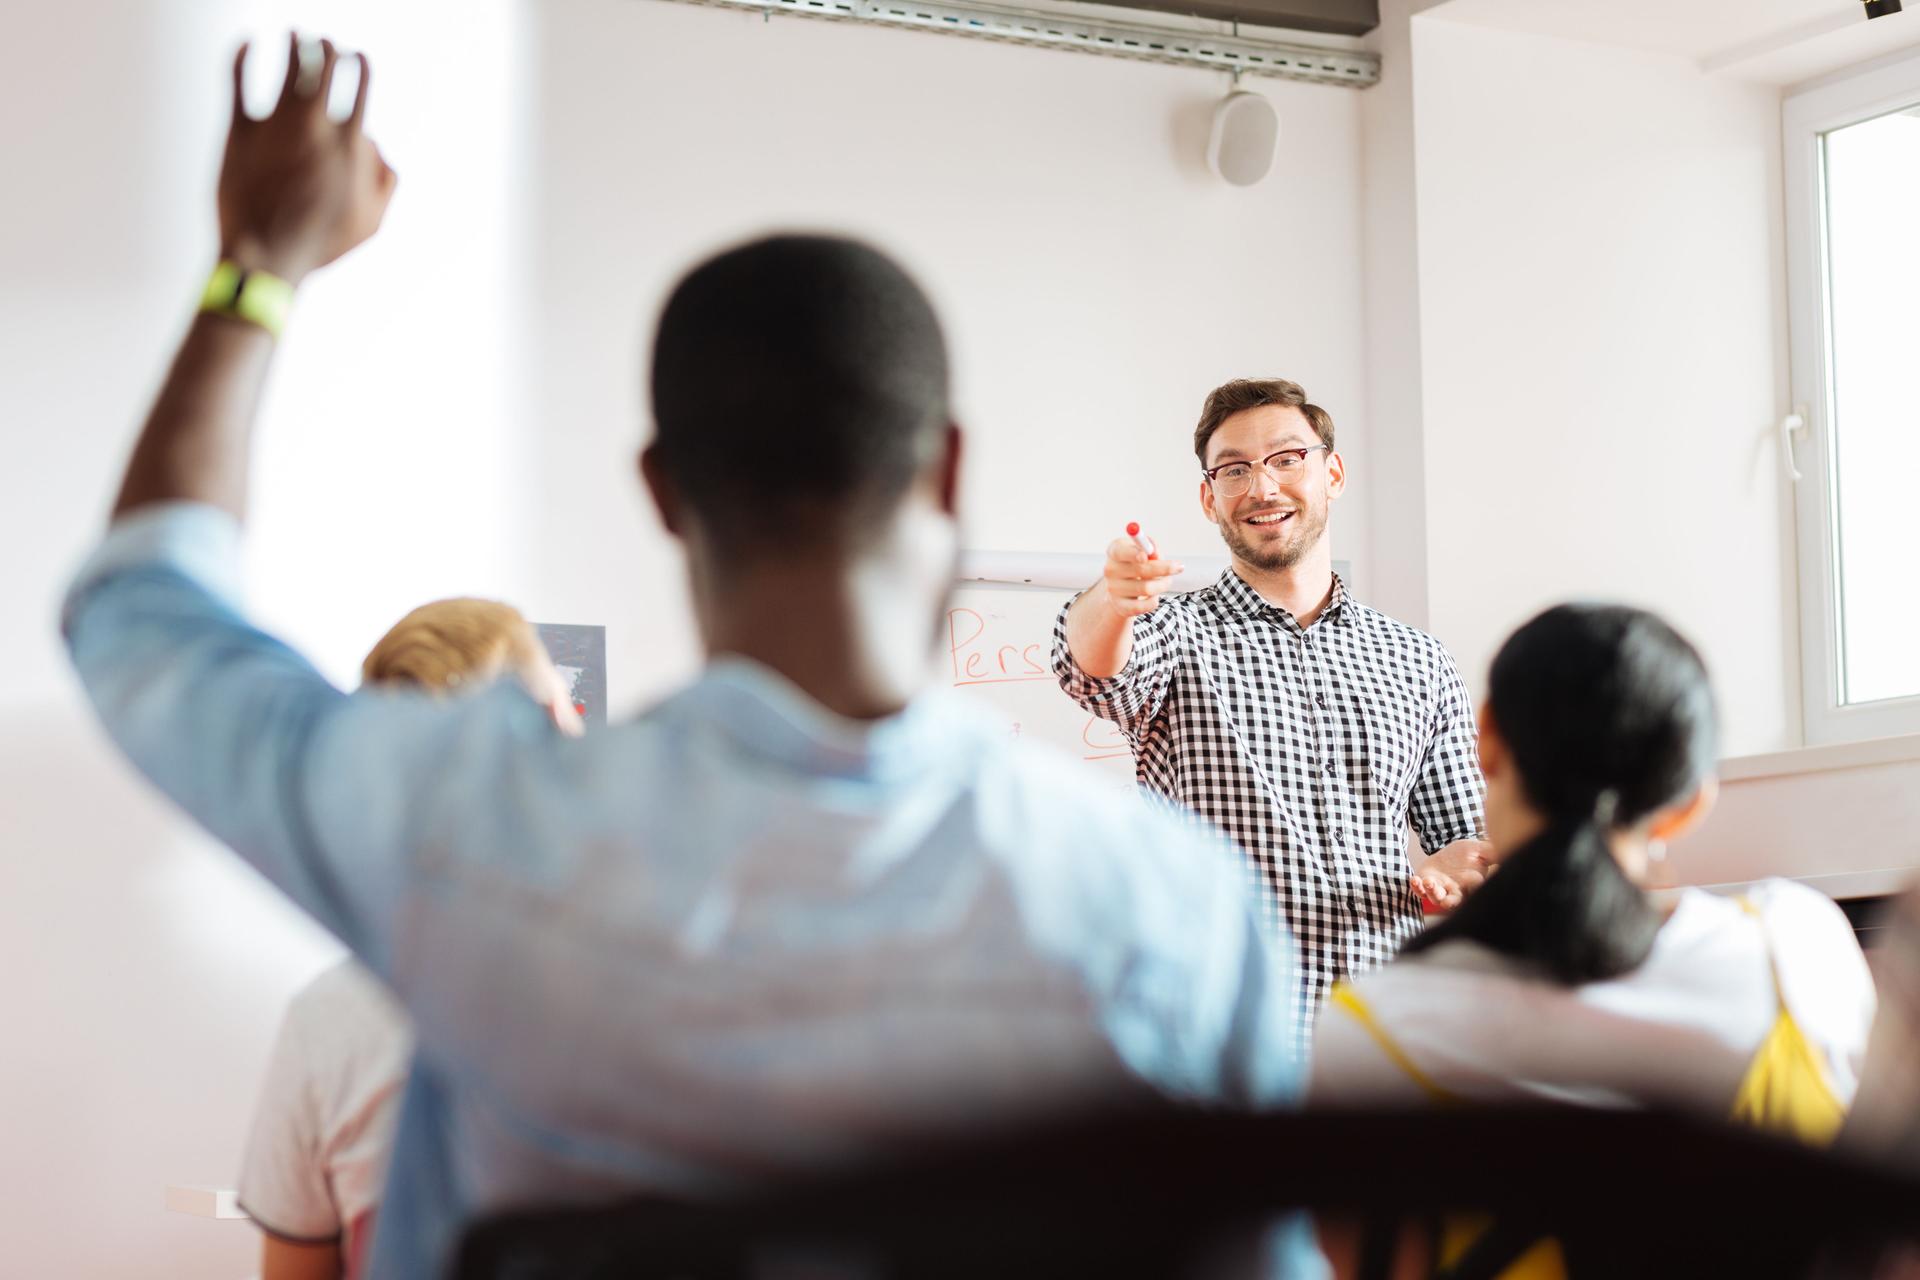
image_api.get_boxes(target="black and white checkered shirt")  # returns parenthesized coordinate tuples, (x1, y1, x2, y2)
(1053, 570, 1485, 1033)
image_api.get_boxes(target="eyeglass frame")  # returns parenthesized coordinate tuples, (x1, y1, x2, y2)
(1201, 444, 1331, 496)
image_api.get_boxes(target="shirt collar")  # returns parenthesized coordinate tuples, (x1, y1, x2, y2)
(683, 656, 964, 784)
(1213, 567, 1355, 631)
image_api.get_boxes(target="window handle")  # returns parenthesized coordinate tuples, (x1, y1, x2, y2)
(1781, 406, 1807, 483)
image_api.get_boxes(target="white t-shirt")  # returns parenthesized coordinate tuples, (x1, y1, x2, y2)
(1308, 880, 1875, 1117)
(239, 960, 413, 1270)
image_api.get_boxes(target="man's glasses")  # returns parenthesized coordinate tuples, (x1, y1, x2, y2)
(1202, 445, 1330, 498)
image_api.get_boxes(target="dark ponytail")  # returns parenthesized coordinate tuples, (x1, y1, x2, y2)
(1402, 605, 1718, 985)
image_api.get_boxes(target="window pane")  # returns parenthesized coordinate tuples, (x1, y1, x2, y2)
(1824, 106, 1920, 706)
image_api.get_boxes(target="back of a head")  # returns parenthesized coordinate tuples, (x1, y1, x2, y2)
(649, 235, 951, 558)
(1406, 603, 1719, 984)
(362, 597, 545, 694)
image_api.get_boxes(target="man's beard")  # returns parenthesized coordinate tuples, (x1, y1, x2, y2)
(1217, 498, 1328, 572)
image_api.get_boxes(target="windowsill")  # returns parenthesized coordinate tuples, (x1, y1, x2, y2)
(1694, 866, 1915, 902)
(1720, 731, 1920, 783)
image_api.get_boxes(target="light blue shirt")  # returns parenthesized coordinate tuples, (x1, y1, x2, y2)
(64, 503, 1318, 1278)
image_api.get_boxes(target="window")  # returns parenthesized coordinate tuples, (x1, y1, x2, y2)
(1785, 51, 1920, 746)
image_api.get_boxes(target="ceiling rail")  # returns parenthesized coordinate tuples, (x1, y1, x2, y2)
(656, 0, 1382, 87)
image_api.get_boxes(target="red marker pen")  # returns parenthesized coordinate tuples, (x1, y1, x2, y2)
(1125, 521, 1158, 560)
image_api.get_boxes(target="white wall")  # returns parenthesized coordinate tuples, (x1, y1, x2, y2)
(1406, 11, 1800, 756)
(1356, 0, 1434, 629)
(0, 1, 1371, 1274)
(1670, 738, 1920, 896)
(519, 0, 1374, 711)
(1, 3, 530, 1276)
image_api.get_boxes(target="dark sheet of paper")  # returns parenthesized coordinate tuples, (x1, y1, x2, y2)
(534, 623, 608, 728)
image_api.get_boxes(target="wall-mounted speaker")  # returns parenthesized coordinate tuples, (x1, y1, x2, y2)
(1208, 89, 1279, 187)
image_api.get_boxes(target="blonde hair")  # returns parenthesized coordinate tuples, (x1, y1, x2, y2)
(361, 598, 546, 694)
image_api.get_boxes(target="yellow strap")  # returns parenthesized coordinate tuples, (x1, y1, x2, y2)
(1730, 896, 1846, 1144)
(1329, 985, 1562, 1278)
(1328, 982, 1455, 1105)
(1734, 896, 1788, 1000)
(200, 260, 294, 339)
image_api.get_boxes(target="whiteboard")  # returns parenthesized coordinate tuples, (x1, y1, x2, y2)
(943, 580, 1136, 790)
(944, 551, 1350, 790)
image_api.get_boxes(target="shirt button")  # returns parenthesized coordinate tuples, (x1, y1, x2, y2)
(1331, 827, 1345, 844)
(1315, 692, 1327, 709)
(1324, 758, 1337, 776)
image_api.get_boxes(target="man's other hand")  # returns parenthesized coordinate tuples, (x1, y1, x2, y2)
(219, 33, 397, 284)
(1411, 838, 1495, 913)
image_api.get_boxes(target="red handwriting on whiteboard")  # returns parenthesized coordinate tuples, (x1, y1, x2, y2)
(1082, 716, 1131, 762)
(948, 607, 1051, 686)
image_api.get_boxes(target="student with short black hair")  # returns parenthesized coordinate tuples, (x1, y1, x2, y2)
(64, 35, 1316, 1279)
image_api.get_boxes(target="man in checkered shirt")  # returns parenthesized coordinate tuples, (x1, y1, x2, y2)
(1053, 378, 1491, 1031)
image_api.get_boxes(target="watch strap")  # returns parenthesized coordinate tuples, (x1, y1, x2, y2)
(200, 260, 294, 338)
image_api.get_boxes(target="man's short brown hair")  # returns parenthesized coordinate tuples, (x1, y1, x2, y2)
(1192, 379, 1335, 465)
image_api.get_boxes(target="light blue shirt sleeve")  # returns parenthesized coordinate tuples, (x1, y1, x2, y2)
(61, 502, 549, 979)
(1129, 816, 1322, 1279)
(990, 758, 1303, 1109)
(1214, 892, 1305, 1108)
(1162, 818, 1304, 1109)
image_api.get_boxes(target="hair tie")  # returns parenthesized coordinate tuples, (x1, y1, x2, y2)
(1592, 789, 1620, 828)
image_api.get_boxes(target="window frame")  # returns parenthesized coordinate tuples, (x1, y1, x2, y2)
(1783, 48, 1920, 747)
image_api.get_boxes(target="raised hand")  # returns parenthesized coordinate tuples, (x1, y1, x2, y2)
(219, 33, 397, 284)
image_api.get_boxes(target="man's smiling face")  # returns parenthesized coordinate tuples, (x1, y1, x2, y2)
(1198, 403, 1343, 572)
